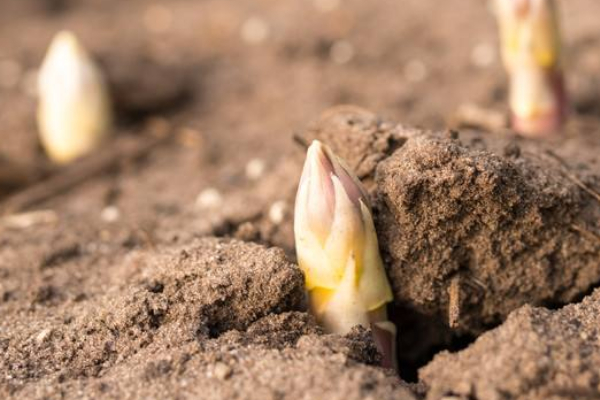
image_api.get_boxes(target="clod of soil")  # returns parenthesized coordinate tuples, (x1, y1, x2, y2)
(304, 106, 600, 333)
(420, 289, 600, 400)
(1, 237, 417, 400)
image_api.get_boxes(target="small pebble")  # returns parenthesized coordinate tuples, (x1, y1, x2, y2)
(143, 5, 174, 34)
(213, 362, 232, 380)
(330, 40, 354, 65)
(245, 158, 266, 180)
(471, 42, 496, 68)
(313, 0, 341, 12)
(196, 188, 223, 210)
(35, 328, 53, 344)
(0, 59, 22, 89)
(240, 17, 270, 45)
(101, 206, 120, 223)
(269, 201, 287, 225)
(404, 59, 428, 83)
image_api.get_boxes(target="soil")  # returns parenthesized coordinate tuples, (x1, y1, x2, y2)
(303, 106, 600, 333)
(0, 238, 414, 399)
(0, 0, 599, 399)
(421, 288, 600, 400)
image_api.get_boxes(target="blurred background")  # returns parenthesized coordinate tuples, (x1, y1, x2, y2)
(0, 0, 596, 229)
(0, 0, 598, 235)
(1, 0, 599, 164)
(0, 0, 598, 246)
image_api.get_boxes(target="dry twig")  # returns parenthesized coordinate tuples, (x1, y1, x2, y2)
(0, 209, 58, 230)
(571, 224, 600, 244)
(0, 133, 174, 215)
(545, 150, 600, 205)
(449, 103, 508, 132)
(292, 133, 309, 149)
(448, 275, 461, 328)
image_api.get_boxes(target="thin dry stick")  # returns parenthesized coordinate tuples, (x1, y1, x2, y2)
(0, 133, 174, 215)
(448, 275, 461, 329)
(571, 224, 600, 244)
(292, 133, 309, 149)
(450, 103, 508, 132)
(0, 209, 58, 230)
(545, 150, 600, 205)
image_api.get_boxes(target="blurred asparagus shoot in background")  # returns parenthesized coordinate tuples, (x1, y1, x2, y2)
(495, 0, 567, 137)
(37, 30, 112, 164)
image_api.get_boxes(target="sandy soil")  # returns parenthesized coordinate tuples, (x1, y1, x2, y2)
(0, 0, 599, 399)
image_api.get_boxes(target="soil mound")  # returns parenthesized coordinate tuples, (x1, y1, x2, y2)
(421, 289, 600, 400)
(1, 238, 416, 399)
(305, 106, 600, 332)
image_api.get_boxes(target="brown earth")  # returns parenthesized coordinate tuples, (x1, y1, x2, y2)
(304, 106, 600, 333)
(421, 289, 600, 400)
(0, 238, 414, 400)
(0, 0, 600, 399)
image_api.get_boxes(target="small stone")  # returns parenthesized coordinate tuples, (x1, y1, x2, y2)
(245, 158, 266, 180)
(35, 328, 53, 344)
(404, 59, 427, 83)
(268, 201, 287, 225)
(213, 362, 232, 380)
(330, 40, 354, 65)
(471, 42, 496, 68)
(240, 17, 270, 45)
(101, 206, 120, 223)
(196, 188, 223, 210)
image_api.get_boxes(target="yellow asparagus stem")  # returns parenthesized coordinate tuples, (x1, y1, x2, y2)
(495, 0, 566, 137)
(294, 140, 397, 370)
(37, 31, 112, 164)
